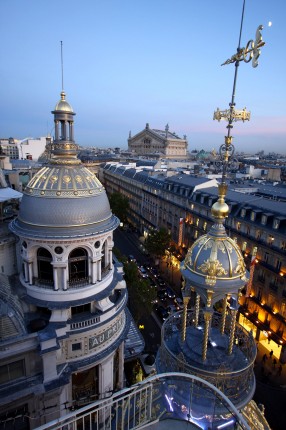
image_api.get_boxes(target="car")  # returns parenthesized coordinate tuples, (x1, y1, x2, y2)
(138, 266, 148, 278)
(149, 267, 159, 277)
(166, 286, 176, 299)
(174, 297, 184, 310)
(157, 277, 166, 287)
(167, 304, 178, 315)
(155, 305, 169, 321)
(157, 289, 167, 302)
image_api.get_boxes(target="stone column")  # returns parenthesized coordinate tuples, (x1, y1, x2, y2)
(228, 309, 238, 355)
(55, 120, 59, 140)
(24, 261, 29, 282)
(109, 249, 113, 269)
(117, 342, 125, 390)
(181, 296, 190, 342)
(195, 293, 200, 328)
(62, 267, 68, 290)
(53, 267, 58, 290)
(28, 262, 33, 285)
(220, 294, 230, 335)
(91, 260, 97, 284)
(97, 260, 102, 281)
(98, 358, 113, 399)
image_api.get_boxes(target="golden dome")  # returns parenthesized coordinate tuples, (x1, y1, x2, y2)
(54, 91, 73, 113)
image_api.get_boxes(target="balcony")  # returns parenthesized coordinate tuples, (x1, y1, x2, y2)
(34, 373, 251, 430)
(69, 289, 127, 331)
(158, 310, 256, 411)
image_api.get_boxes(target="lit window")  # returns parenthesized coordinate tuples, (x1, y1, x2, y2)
(250, 212, 256, 221)
(273, 219, 280, 229)
(261, 215, 267, 225)
(241, 209, 246, 218)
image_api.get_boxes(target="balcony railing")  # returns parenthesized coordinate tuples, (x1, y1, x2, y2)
(35, 373, 251, 430)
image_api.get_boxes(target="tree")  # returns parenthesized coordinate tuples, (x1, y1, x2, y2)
(145, 228, 171, 262)
(123, 261, 157, 322)
(109, 192, 129, 224)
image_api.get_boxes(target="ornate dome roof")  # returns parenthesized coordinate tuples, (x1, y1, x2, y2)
(181, 222, 248, 301)
(54, 91, 73, 113)
(9, 91, 119, 239)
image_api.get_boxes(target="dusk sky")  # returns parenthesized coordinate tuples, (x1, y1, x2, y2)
(1, 0, 285, 154)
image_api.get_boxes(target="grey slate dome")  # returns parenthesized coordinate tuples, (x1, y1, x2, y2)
(9, 91, 119, 239)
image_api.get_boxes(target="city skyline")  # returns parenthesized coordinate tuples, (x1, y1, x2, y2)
(1, 0, 285, 153)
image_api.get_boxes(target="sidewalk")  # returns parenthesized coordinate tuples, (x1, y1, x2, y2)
(254, 341, 286, 389)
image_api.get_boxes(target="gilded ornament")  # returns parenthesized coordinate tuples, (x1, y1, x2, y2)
(234, 257, 246, 275)
(75, 175, 83, 183)
(50, 175, 58, 183)
(62, 175, 71, 184)
(198, 259, 227, 277)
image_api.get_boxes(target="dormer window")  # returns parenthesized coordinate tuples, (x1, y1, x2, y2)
(250, 211, 256, 221)
(200, 196, 204, 204)
(273, 219, 280, 229)
(208, 198, 212, 207)
(261, 215, 267, 225)
(241, 209, 246, 218)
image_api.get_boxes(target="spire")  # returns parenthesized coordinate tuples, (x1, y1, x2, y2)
(49, 42, 80, 166)
(212, 0, 265, 223)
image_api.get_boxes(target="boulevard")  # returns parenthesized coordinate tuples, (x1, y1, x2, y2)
(114, 226, 286, 430)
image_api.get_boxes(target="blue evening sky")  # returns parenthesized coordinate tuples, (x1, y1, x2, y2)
(0, 0, 285, 153)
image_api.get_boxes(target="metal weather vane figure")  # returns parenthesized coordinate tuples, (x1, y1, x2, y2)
(213, 0, 265, 183)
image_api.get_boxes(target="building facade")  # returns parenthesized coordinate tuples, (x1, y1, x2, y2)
(0, 92, 133, 429)
(100, 162, 286, 361)
(128, 123, 188, 159)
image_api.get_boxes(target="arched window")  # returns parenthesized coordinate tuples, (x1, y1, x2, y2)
(37, 248, 53, 282)
(69, 248, 88, 282)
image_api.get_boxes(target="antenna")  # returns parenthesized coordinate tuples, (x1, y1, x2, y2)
(213, 0, 265, 191)
(60, 41, 64, 91)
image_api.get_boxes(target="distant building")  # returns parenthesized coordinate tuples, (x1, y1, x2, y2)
(128, 123, 188, 159)
(0, 136, 48, 161)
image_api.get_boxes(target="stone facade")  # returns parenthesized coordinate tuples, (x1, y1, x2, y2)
(128, 123, 188, 159)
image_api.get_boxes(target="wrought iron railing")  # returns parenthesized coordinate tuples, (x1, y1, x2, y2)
(35, 373, 251, 430)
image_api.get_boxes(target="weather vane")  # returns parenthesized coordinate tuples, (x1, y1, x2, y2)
(213, 0, 265, 184)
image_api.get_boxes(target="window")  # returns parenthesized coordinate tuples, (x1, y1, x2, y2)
(256, 230, 261, 240)
(37, 248, 53, 282)
(282, 241, 286, 251)
(0, 359, 25, 384)
(237, 222, 241, 231)
(276, 259, 282, 271)
(268, 235, 275, 245)
(261, 215, 267, 225)
(273, 219, 280, 229)
(250, 211, 256, 221)
(203, 221, 207, 231)
(72, 343, 82, 351)
(69, 248, 88, 282)
(241, 209, 246, 218)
